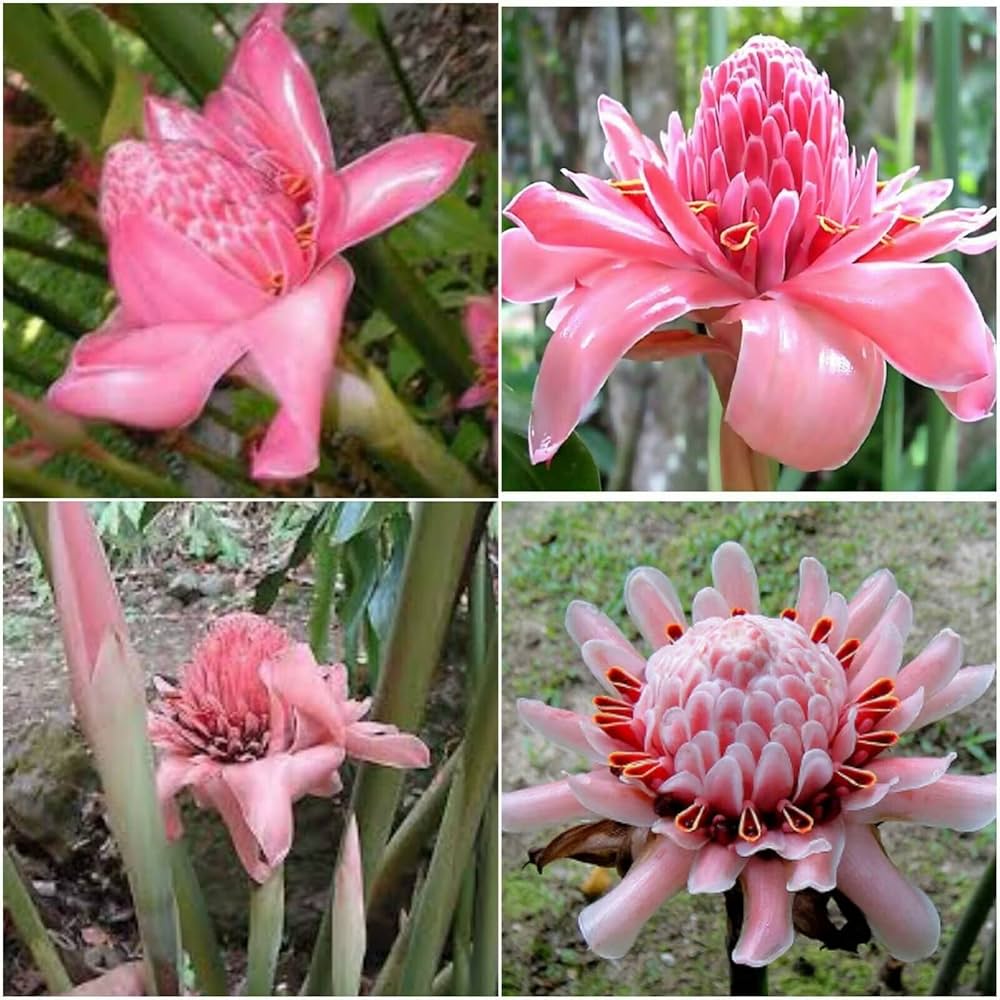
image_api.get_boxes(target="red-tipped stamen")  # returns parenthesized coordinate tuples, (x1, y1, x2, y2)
(835, 637, 861, 669)
(780, 801, 815, 834)
(665, 622, 685, 642)
(738, 802, 763, 842)
(730, 607, 748, 617)
(294, 221, 315, 248)
(780, 608, 798, 621)
(675, 800, 707, 833)
(281, 173, 310, 199)
(833, 764, 878, 789)
(594, 712, 644, 747)
(810, 616, 834, 643)
(594, 694, 634, 714)
(606, 666, 643, 704)
(266, 273, 285, 296)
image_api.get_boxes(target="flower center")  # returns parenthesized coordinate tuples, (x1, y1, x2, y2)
(592, 611, 900, 844)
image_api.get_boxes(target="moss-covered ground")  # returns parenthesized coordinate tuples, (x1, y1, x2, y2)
(501, 501, 996, 996)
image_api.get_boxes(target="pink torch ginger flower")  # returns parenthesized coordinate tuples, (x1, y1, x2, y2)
(48, 9, 473, 480)
(501, 35, 997, 477)
(503, 542, 996, 966)
(150, 612, 429, 882)
(458, 290, 499, 458)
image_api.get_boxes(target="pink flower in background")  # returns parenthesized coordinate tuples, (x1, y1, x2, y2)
(503, 542, 995, 966)
(48, 8, 473, 480)
(458, 291, 499, 456)
(501, 35, 997, 478)
(150, 612, 429, 882)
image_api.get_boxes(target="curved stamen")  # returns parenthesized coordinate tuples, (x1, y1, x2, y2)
(294, 221, 315, 248)
(738, 802, 763, 842)
(720, 221, 758, 252)
(810, 616, 834, 643)
(605, 666, 643, 703)
(780, 608, 798, 621)
(780, 800, 815, 834)
(688, 200, 717, 215)
(730, 607, 748, 617)
(266, 273, 285, 296)
(675, 800, 707, 833)
(834, 764, 878, 789)
(834, 637, 861, 669)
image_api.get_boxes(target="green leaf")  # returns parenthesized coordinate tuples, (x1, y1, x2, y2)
(99, 58, 145, 150)
(49, 4, 115, 90)
(252, 510, 323, 613)
(500, 428, 601, 492)
(349, 3, 381, 39)
(338, 531, 381, 673)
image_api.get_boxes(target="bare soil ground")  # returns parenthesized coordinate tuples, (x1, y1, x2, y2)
(501, 501, 996, 996)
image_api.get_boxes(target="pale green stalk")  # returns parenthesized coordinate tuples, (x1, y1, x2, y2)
(246, 866, 284, 996)
(168, 842, 227, 996)
(470, 791, 499, 997)
(308, 526, 337, 661)
(932, 853, 996, 995)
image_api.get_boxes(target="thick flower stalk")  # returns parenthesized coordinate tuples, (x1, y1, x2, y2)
(503, 542, 996, 967)
(150, 612, 429, 882)
(48, 8, 473, 480)
(501, 35, 997, 479)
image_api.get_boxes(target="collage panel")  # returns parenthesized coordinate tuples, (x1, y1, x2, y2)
(4, 4, 497, 500)
(3, 499, 497, 996)
(501, 500, 996, 995)
(500, 7, 996, 492)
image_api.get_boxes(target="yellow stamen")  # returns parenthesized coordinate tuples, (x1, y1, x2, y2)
(610, 178, 645, 191)
(817, 215, 846, 235)
(294, 221, 315, 248)
(720, 221, 758, 252)
(738, 803, 763, 842)
(688, 200, 717, 215)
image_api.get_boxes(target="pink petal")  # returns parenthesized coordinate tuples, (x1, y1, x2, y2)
(567, 771, 658, 827)
(624, 567, 686, 650)
(330, 134, 474, 252)
(143, 95, 243, 159)
(849, 773, 996, 831)
(154, 754, 218, 840)
(687, 842, 747, 893)
(731, 858, 795, 967)
(49, 320, 245, 432)
(565, 600, 633, 651)
(845, 568, 897, 639)
(779, 262, 994, 392)
(108, 214, 268, 326)
(835, 824, 940, 961)
(845, 624, 904, 701)
(216, 17, 334, 175)
(502, 778, 598, 832)
(786, 817, 845, 892)
(517, 699, 596, 759)
(237, 257, 354, 480)
(711, 542, 759, 613)
(500, 227, 608, 303)
(581, 638, 648, 691)
(529, 264, 741, 464)
(598, 94, 661, 179)
(505, 181, 688, 265)
(578, 837, 693, 959)
(895, 629, 963, 702)
(937, 324, 997, 421)
(911, 665, 995, 729)
(691, 586, 729, 622)
(794, 557, 830, 630)
(197, 772, 273, 882)
(259, 642, 343, 749)
(869, 754, 956, 792)
(346, 721, 430, 769)
(721, 296, 886, 470)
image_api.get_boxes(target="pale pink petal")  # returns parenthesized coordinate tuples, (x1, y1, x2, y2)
(910, 665, 995, 729)
(937, 325, 997, 421)
(794, 556, 829, 630)
(567, 771, 658, 826)
(48, 320, 245, 433)
(330, 134, 474, 251)
(517, 699, 597, 759)
(108, 214, 267, 326)
(846, 624, 904, 700)
(346, 721, 430, 768)
(711, 542, 759, 613)
(529, 264, 741, 464)
(581, 638, 648, 691)
(691, 587, 730, 622)
(849, 773, 996, 831)
(880, 687, 925, 734)
(845, 568, 897, 640)
(624, 566, 687, 650)
(500, 227, 609, 303)
(731, 858, 795, 967)
(869, 753, 956, 792)
(786, 817, 845, 892)
(565, 600, 633, 651)
(835, 824, 940, 961)
(259, 641, 343, 749)
(578, 837, 693, 959)
(687, 842, 747, 893)
(237, 256, 354, 480)
(143, 95, 243, 159)
(598, 94, 662, 179)
(721, 296, 885, 470)
(502, 778, 598, 832)
(895, 629, 963, 701)
(779, 262, 994, 393)
(196, 773, 272, 883)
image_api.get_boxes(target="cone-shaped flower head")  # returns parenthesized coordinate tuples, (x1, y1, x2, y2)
(502, 35, 997, 470)
(503, 542, 996, 967)
(150, 612, 429, 882)
(48, 7, 473, 481)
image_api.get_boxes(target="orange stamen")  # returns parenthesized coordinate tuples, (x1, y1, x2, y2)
(780, 608, 798, 621)
(720, 221, 758, 252)
(835, 637, 861, 669)
(817, 215, 846, 235)
(675, 801, 707, 833)
(266, 273, 285, 296)
(610, 178, 644, 191)
(688, 200, 717, 215)
(593, 694, 634, 714)
(665, 622, 685, 642)
(294, 221, 315, 248)
(281, 173, 310, 199)
(780, 801, 815, 834)
(730, 607, 748, 617)
(834, 764, 878, 789)
(606, 666, 643, 703)
(738, 803, 763, 842)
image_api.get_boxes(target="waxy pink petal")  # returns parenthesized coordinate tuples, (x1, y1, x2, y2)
(731, 859, 795, 967)
(500, 227, 608, 303)
(502, 779, 598, 833)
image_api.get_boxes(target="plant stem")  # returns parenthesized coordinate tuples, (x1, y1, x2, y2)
(168, 842, 227, 996)
(4, 229, 107, 278)
(932, 853, 996, 995)
(724, 886, 767, 995)
(450, 858, 476, 995)
(926, 7, 961, 490)
(881, 369, 906, 489)
(82, 442, 187, 497)
(324, 366, 489, 498)
(308, 527, 337, 661)
(246, 866, 285, 996)
(372, 9, 428, 130)
(471, 790, 499, 997)
(708, 380, 724, 491)
(3, 849, 74, 995)
(5, 460, 95, 497)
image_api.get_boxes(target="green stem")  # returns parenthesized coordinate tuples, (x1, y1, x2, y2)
(168, 842, 227, 996)
(470, 790, 499, 997)
(4, 269, 90, 338)
(881, 369, 906, 489)
(724, 886, 768, 995)
(431, 962, 454, 995)
(303, 503, 484, 994)
(706, 8, 728, 63)
(82, 443, 187, 497)
(308, 528, 337, 661)
(168, 436, 260, 494)
(3, 848, 74, 995)
(708, 379, 723, 491)
(246, 866, 285, 996)
(4, 229, 107, 278)
(5, 460, 95, 497)
(450, 857, 476, 995)
(396, 634, 498, 995)
(373, 10, 428, 130)
(931, 853, 996, 995)
(926, 7, 961, 491)
(325, 366, 489, 498)
(17, 502, 51, 578)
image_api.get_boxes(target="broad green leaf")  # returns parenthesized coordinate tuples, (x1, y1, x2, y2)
(99, 58, 145, 150)
(501, 428, 601, 492)
(252, 510, 323, 612)
(49, 4, 115, 90)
